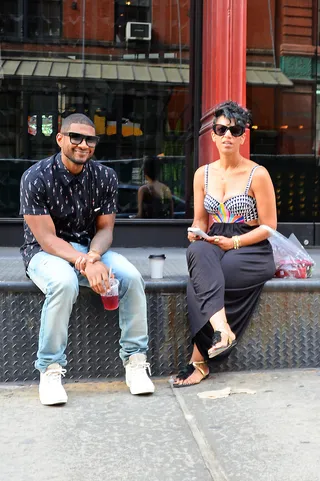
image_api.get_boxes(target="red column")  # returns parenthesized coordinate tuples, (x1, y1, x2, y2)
(199, 0, 249, 165)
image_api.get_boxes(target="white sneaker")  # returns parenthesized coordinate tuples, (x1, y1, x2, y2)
(39, 363, 68, 406)
(125, 354, 155, 395)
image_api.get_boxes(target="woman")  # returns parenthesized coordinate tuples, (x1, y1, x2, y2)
(173, 100, 277, 387)
(136, 156, 174, 219)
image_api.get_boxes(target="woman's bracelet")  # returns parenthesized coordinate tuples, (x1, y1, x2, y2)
(232, 235, 241, 250)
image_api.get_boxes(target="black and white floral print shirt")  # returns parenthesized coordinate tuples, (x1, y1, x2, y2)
(19, 153, 118, 268)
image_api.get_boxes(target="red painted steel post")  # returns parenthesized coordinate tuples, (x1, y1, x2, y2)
(199, 0, 249, 166)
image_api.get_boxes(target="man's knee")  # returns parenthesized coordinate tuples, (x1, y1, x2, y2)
(120, 265, 144, 293)
(48, 272, 79, 299)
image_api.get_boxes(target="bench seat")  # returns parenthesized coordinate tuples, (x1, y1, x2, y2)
(1, 257, 320, 382)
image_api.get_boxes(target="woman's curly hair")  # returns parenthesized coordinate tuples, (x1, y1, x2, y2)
(212, 100, 252, 129)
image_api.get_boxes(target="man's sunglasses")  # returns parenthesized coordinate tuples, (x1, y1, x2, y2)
(212, 124, 245, 137)
(62, 132, 100, 148)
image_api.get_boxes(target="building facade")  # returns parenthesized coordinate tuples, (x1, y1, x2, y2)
(0, 0, 319, 245)
(247, 0, 319, 244)
(0, 0, 190, 224)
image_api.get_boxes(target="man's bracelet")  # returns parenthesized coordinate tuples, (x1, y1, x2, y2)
(88, 249, 101, 258)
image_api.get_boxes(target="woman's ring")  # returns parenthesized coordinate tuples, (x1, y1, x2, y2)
(214, 237, 220, 243)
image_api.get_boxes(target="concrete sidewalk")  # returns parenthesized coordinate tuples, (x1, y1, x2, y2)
(1, 369, 320, 481)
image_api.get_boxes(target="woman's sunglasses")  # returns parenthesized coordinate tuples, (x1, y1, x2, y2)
(63, 132, 100, 148)
(212, 124, 245, 137)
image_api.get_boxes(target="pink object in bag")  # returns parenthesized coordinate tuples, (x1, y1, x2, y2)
(260, 226, 315, 279)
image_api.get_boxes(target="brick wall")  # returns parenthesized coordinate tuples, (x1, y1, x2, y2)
(63, 0, 114, 42)
(281, 0, 313, 47)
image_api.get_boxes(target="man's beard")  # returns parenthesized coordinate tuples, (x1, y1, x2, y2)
(65, 151, 92, 165)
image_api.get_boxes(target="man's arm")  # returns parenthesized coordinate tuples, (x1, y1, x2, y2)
(89, 213, 115, 256)
(75, 213, 115, 271)
(79, 214, 116, 294)
(24, 214, 88, 264)
(76, 166, 118, 276)
(74, 213, 115, 284)
(25, 213, 112, 294)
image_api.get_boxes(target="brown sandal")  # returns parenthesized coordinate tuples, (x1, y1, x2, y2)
(172, 361, 209, 388)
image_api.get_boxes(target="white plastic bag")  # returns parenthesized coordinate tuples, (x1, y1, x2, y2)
(260, 226, 315, 279)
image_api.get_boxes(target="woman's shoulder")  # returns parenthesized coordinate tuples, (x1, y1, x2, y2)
(248, 163, 272, 188)
(241, 158, 258, 169)
(196, 164, 207, 173)
(159, 182, 172, 196)
(193, 164, 206, 179)
(243, 159, 269, 176)
(138, 184, 151, 197)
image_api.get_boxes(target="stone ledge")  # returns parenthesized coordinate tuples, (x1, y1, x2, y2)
(1, 276, 320, 382)
(1, 276, 320, 292)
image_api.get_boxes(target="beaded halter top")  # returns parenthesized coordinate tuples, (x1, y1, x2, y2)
(203, 164, 260, 223)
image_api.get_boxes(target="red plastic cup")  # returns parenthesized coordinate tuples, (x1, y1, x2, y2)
(101, 278, 119, 310)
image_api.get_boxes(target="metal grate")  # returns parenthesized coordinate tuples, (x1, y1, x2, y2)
(1, 284, 320, 382)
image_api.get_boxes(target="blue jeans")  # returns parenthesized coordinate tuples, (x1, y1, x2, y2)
(27, 243, 148, 372)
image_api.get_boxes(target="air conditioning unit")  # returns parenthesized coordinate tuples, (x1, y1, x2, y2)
(125, 22, 152, 41)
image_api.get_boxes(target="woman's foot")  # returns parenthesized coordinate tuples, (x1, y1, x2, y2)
(208, 322, 236, 359)
(172, 361, 209, 388)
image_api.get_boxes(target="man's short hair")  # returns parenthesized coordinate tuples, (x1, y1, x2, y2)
(61, 113, 95, 132)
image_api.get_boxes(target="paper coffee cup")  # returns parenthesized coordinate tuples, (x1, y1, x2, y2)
(149, 254, 166, 279)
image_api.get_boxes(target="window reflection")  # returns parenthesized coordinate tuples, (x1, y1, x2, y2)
(0, 0, 191, 219)
(0, 0, 61, 39)
(42, 115, 53, 136)
(28, 116, 37, 137)
(115, 0, 151, 43)
(0, 0, 20, 37)
(247, 0, 318, 223)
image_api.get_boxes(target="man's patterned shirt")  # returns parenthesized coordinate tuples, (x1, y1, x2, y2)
(19, 153, 118, 269)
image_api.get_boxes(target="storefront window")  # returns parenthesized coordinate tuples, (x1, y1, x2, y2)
(0, 0, 191, 219)
(247, 0, 318, 225)
(0, 1, 20, 37)
(0, 0, 61, 39)
(115, 0, 151, 43)
(316, 2, 320, 161)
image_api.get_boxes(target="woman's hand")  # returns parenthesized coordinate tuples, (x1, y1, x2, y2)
(206, 235, 234, 251)
(187, 232, 202, 243)
(188, 231, 234, 251)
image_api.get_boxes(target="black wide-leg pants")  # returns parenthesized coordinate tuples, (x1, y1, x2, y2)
(186, 223, 275, 361)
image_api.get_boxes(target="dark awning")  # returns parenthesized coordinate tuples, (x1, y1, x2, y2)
(0, 57, 189, 84)
(0, 58, 293, 87)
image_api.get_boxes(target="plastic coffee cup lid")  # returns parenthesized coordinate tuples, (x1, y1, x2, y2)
(148, 254, 166, 259)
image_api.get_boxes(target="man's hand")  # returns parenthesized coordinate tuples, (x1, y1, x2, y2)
(74, 251, 101, 272)
(82, 261, 111, 294)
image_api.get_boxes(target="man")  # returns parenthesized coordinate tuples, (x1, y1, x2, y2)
(20, 113, 155, 406)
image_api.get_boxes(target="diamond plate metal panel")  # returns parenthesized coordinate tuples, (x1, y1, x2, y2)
(0, 286, 192, 382)
(0, 291, 43, 382)
(146, 291, 191, 376)
(1, 284, 320, 382)
(213, 291, 320, 372)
